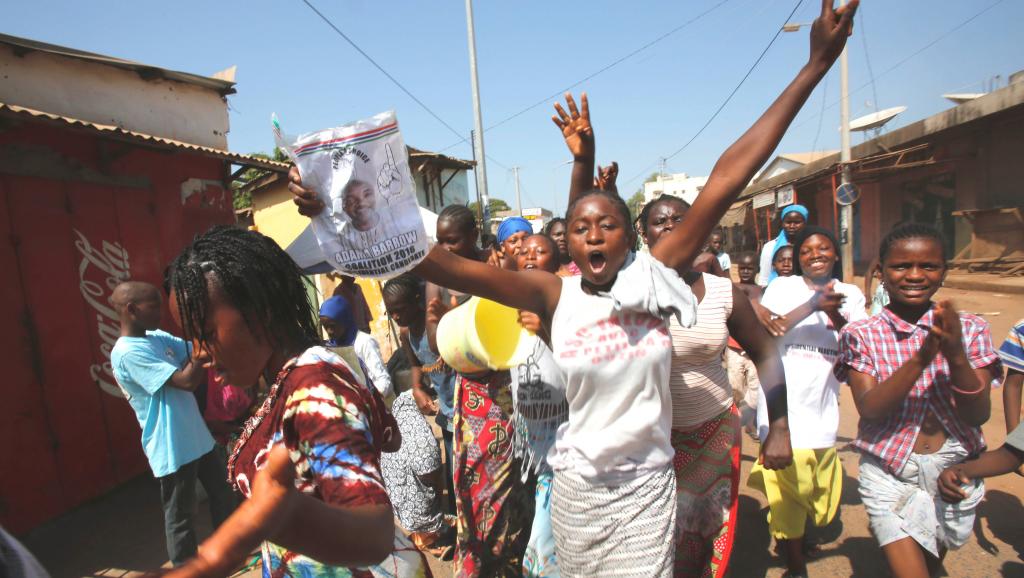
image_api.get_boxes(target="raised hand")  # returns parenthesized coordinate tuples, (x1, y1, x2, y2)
(552, 92, 594, 160)
(809, 0, 859, 69)
(288, 165, 325, 217)
(594, 161, 619, 193)
(933, 300, 965, 358)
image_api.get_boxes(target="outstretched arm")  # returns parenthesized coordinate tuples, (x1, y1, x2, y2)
(412, 246, 562, 326)
(552, 93, 596, 207)
(728, 284, 792, 470)
(652, 0, 858, 274)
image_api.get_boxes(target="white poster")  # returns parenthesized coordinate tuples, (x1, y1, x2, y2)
(274, 111, 428, 279)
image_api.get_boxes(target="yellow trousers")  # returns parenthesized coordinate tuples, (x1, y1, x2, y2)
(747, 447, 842, 540)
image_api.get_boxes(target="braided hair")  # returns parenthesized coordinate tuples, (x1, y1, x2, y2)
(165, 225, 320, 351)
(382, 273, 424, 307)
(438, 204, 478, 234)
(879, 223, 947, 263)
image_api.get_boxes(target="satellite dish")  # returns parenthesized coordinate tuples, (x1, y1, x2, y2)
(942, 93, 986, 105)
(835, 183, 860, 206)
(848, 106, 907, 132)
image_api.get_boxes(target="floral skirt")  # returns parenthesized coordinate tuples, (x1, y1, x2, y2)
(671, 406, 741, 578)
(453, 373, 534, 577)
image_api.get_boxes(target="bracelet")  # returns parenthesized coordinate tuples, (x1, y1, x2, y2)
(948, 382, 987, 396)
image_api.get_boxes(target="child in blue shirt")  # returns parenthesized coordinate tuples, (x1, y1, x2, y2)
(110, 281, 235, 566)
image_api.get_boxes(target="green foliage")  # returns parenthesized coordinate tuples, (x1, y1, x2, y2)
(232, 148, 289, 210)
(467, 197, 512, 217)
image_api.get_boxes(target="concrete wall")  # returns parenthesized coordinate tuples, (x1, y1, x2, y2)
(0, 44, 229, 149)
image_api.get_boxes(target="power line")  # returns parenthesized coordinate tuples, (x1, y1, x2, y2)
(296, 0, 509, 170)
(790, 0, 1006, 131)
(437, 0, 732, 153)
(624, 0, 804, 186)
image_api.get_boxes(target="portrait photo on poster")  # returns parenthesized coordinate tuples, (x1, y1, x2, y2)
(274, 111, 429, 279)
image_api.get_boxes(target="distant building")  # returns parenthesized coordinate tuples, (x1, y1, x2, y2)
(0, 32, 278, 533)
(727, 80, 1024, 273)
(489, 207, 553, 235)
(643, 172, 709, 205)
(755, 151, 838, 183)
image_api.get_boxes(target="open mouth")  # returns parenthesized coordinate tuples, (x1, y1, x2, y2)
(588, 251, 607, 274)
(523, 263, 537, 270)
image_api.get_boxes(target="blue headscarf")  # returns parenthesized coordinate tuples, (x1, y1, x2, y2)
(766, 242, 793, 284)
(497, 217, 533, 244)
(773, 204, 809, 246)
(319, 296, 358, 347)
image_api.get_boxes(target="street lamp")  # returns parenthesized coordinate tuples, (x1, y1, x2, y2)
(783, 5, 854, 282)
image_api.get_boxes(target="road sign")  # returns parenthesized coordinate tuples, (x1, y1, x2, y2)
(835, 183, 860, 206)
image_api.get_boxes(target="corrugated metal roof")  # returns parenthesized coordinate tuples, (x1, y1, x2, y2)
(0, 33, 236, 96)
(408, 146, 475, 170)
(0, 102, 289, 172)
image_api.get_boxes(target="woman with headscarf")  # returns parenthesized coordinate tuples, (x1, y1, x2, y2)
(320, 296, 393, 399)
(493, 216, 534, 270)
(758, 204, 808, 287)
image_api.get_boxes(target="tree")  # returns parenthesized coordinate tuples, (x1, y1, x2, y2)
(232, 148, 289, 210)
(627, 173, 660, 219)
(627, 190, 645, 220)
(467, 197, 512, 218)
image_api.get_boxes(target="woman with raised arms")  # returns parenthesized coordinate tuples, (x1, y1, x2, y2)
(289, 2, 856, 574)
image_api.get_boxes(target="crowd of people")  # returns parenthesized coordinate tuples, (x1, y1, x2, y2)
(77, 2, 1022, 578)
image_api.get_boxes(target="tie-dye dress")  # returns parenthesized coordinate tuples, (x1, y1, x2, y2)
(228, 346, 429, 577)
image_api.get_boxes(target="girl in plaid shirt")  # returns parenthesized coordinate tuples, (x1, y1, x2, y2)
(836, 224, 1001, 578)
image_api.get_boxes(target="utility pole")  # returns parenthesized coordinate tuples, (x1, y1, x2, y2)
(838, 0, 854, 282)
(512, 166, 523, 215)
(465, 0, 490, 226)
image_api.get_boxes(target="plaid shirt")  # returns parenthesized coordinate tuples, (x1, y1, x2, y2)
(835, 306, 1001, 475)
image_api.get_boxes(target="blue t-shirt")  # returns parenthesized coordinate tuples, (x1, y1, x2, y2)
(111, 329, 214, 477)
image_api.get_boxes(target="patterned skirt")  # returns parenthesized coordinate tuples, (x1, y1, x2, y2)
(453, 373, 534, 577)
(523, 472, 559, 577)
(671, 406, 741, 578)
(550, 466, 677, 577)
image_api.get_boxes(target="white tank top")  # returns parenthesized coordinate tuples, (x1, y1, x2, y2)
(548, 275, 675, 483)
(668, 273, 734, 429)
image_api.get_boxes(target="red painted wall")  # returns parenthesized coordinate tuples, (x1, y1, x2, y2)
(0, 121, 233, 533)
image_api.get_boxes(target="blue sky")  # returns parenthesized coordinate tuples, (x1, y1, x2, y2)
(7, 0, 1022, 215)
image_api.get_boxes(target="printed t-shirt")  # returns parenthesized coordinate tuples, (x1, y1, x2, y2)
(509, 335, 569, 478)
(756, 275, 867, 449)
(111, 329, 214, 477)
(548, 252, 694, 483)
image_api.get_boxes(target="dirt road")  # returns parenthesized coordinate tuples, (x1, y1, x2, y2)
(23, 284, 1024, 577)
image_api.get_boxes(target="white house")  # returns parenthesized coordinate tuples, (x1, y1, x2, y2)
(643, 172, 709, 205)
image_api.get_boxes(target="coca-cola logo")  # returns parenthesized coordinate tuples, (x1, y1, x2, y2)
(73, 228, 131, 398)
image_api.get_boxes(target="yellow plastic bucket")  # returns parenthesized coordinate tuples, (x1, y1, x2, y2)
(436, 296, 531, 374)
